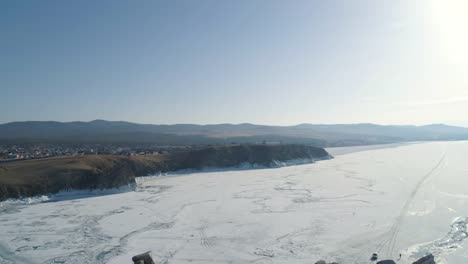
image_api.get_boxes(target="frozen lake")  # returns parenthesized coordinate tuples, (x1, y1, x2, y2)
(1, 141, 468, 264)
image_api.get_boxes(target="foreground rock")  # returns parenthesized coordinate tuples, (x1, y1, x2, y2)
(0, 144, 331, 201)
(315, 253, 436, 264)
(377, 260, 396, 264)
(412, 254, 435, 264)
(132, 251, 155, 264)
(314, 260, 338, 264)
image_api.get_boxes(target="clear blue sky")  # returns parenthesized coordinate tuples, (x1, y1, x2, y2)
(2, 0, 468, 125)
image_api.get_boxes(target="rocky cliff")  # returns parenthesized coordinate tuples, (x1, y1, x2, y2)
(0, 144, 330, 201)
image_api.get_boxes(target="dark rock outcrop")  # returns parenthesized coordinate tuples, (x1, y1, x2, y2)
(315, 253, 436, 264)
(377, 260, 397, 264)
(132, 251, 155, 264)
(0, 144, 330, 201)
(412, 254, 435, 264)
(164, 144, 330, 170)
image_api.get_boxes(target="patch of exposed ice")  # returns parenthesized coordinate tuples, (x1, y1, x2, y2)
(0, 195, 50, 207)
(0, 184, 135, 210)
(439, 191, 468, 199)
(0, 196, 50, 214)
(404, 216, 468, 264)
(326, 142, 413, 156)
(45, 184, 136, 202)
(407, 200, 436, 216)
(140, 157, 333, 177)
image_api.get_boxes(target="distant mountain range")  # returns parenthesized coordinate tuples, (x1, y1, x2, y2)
(1, 120, 468, 147)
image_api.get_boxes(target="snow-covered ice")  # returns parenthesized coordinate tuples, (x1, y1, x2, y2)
(1, 141, 468, 264)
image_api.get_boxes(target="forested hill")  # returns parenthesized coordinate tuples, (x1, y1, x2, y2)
(1, 120, 468, 147)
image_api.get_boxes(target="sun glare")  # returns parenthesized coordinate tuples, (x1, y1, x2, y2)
(431, 0, 468, 64)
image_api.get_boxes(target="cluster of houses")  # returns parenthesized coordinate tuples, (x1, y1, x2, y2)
(0, 144, 187, 162)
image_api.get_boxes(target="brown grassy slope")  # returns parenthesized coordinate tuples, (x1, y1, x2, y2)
(0, 155, 164, 200)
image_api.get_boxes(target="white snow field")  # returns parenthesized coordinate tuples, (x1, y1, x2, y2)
(1, 141, 468, 264)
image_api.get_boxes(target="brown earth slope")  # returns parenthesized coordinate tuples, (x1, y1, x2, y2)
(0, 144, 330, 201)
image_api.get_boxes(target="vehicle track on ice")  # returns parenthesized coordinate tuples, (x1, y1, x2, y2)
(375, 152, 446, 259)
(199, 227, 215, 248)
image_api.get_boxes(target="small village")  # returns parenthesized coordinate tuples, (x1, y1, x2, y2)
(0, 143, 190, 162)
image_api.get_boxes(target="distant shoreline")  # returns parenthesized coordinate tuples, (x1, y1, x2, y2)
(326, 142, 416, 156)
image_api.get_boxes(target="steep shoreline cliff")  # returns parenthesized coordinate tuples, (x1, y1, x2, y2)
(0, 144, 331, 201)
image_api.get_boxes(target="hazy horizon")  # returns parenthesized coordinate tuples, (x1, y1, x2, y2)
(1, 118, 468, 128)
(2, 0, 468, 126)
